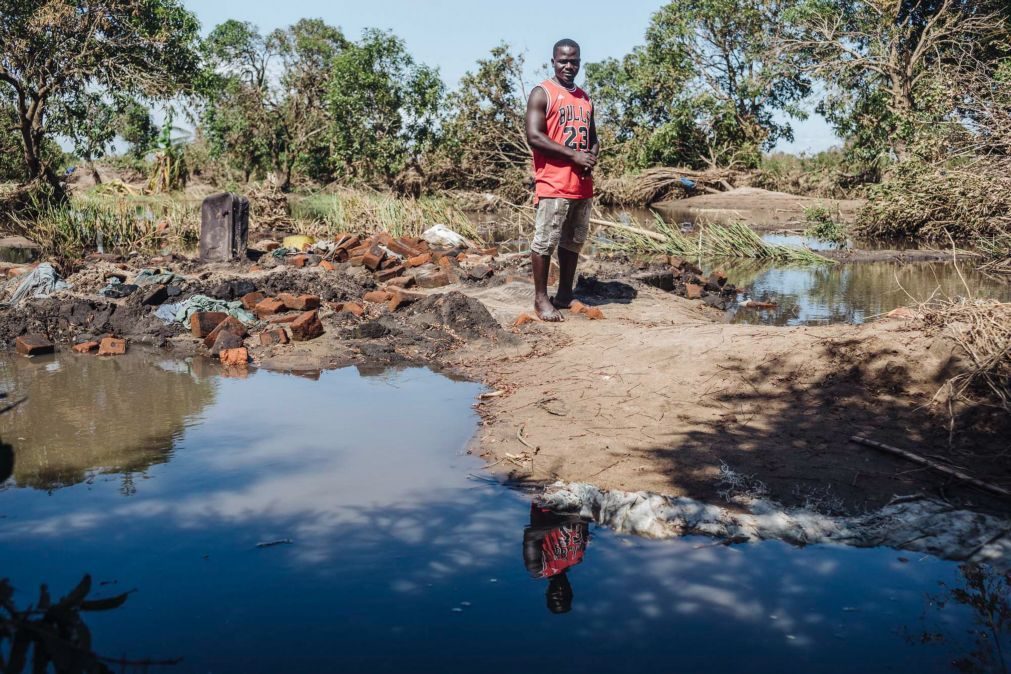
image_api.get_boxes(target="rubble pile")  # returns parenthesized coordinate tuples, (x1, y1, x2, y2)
(630, 256, 739, 310)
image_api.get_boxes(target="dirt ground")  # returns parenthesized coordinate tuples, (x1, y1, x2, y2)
(654, 186, 865, 229)
(1, 237, 1007, 519)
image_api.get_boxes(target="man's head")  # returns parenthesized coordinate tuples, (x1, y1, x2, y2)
(552, 39, 581, 88)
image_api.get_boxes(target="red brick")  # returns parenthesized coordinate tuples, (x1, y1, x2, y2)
(219, 347, 249, 367)
(387, 238, 421, 258)
(141, 284, 169, 306)
(209, 330, 244, 355)
(254, 298, 286, 318)
(513, 313, 538, 327)
(348, 244, 370, 258)
(406, 253, 432, 268)
(375, 232, 394, 246)
(385, 275, 416, 289)
(266, 313, 299, 324)
(240, 291, 266, 310)
(290, 254, 309, 268)
(190, 312, 227, 338)
(319, 260, 336, 272)
(203, 316, 248, 349)
(437, 256, 453, 270)
(279, 293, 320, 311)
(376, 265, 405, 282)
(363, 246, 385, 271)
(415, 270, 451, 289)
(335, 234, 360, 251)
(569, 301, 588, 314)
(15, 334, 54, 356)
(685, 283, 704, 300)
(342, 302, 365, 316)
(290, 310, 324, 341)
(583, 307, 605, 320)
(477, 247, 498, 257)
(363, 290, 393, 304)
(258, 328, 289, 346)
(98, 337, 127, 355)
(72, 340, 100, 354)
(387, 289, 424, 312)
(349, 255, 365, 267)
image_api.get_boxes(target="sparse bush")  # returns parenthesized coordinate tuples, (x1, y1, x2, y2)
(803, 204, 847, 244)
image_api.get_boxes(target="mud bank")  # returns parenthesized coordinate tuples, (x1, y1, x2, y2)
(539, 482, 1011, 571)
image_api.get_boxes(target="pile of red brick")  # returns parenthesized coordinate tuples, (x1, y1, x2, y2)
(16, 334, 128, 357)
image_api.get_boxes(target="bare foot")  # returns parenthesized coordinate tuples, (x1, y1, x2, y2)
(550, 294, 574, 310)
(535, 295, 564, 322)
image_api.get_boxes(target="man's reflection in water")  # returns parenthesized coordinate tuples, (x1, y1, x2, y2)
(523, 503, 590, 614)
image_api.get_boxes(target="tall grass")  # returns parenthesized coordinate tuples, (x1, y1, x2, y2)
(603, 214, 833, 264)
(290, 188, 479, 241)
(6, 193, 199, 260)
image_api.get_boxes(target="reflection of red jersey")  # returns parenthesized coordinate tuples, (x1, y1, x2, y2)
(538, 524, 587, 578)
(532, 79, 594, 201)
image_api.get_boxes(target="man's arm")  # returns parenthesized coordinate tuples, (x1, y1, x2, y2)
(588, 113, 600, 158)
(525, 86, 597, 172)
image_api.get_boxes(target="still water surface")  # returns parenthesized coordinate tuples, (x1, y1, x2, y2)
(0, 355, 1005, 672)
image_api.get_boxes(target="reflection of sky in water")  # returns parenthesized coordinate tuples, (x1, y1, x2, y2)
(0, 362, 993, 672)
(729, 261, 1011, 326)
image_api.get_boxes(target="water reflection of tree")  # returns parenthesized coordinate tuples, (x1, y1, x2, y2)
(0, 574, 178, 673)
(914, 563, 1011, 674)
(0, 356, 216, 491)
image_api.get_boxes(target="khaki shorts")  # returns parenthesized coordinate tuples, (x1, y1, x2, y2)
(531, 198, 591, 256)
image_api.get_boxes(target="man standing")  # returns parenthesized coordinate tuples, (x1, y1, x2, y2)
(525, 39, 599, 321)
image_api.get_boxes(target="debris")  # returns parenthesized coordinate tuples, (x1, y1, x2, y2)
(583, 307, 605, 320)
(258, 328, 289, 346)
(98, 279, 139, 298)
(202, 316, 248, 349)
(342, 302, 365, 317)
(170, 295, 255, 326)
(190, 312, 228, 338)
(513, 313, 539, 327)
(282, 235, 315, 251)
(200, 192, 249, 261)
(739, 299, 778, 309)
(278, 293, 320, 311)
(422, 224, 468, 248)
(219, 346, 249, 366)
(15, 334, 54, 356)
(363, 290, 393, 304)
(72, 340, 100, 353)
(255, 297, 286, 318)
(387, 289, 423, 312)
(290, 310, 324, 341)
(851, 436, 1011, 499)
(685, 283, 704, 300)
(6, 262, 69, 305)
(240, 291, 266, 310)
(416, 270, 451, 289)
(98, 337, 127, 356)
(140, 284, 169, 306)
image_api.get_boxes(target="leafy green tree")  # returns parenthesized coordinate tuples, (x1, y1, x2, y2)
(783, 0, 1010, 166)
(430, 44, 530, 195)
(587, 0, 810, 170)
(271, 19, 348, 186)
(116, 99, 159, 160)
(55, 91, 117, 184)
(0, 0, 201, 197)
(199, 20, 281, 182)
(326, 29, 443, 184)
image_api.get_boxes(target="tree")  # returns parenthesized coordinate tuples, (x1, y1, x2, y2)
(55, 91, 117, 184)
(783, 0, 1009, 165)
(0, 0, 201, 196)
(326, 29, 443, 185)
(431, 44, 530, 196)
(199, 20, 281, 182)
(271, 19, 348, 186)
(586, 0, 810, 170)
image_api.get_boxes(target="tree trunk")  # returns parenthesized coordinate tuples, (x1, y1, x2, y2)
(87, 160, 102, 185)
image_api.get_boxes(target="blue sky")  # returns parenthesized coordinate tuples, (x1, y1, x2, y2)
(181, 0, 839, 154)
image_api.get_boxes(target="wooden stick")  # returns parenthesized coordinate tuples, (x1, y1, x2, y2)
(850, 436, 1011, 499)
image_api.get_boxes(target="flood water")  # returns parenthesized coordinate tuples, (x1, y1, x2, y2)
(1, 355, 1007, 673)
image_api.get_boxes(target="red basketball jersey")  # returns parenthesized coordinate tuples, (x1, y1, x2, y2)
(532, 79, 594, 201)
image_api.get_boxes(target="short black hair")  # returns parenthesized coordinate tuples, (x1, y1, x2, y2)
(553, 39, 580, 57)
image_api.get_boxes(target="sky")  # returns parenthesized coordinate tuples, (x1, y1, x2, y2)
(181, 0, 840, 155)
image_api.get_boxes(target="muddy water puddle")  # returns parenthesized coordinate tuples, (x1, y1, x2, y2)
(1, 355, 1006, 672)
(725, 258, 1011, 326)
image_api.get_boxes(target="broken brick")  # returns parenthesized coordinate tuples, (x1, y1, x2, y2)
(349, 256, 365, 267)
(363, 290, 393, 304)
(279, 293, 320, 311)
(388, 238, 421, 258)
(141, 284, 169, 306)
(72, 340, 100, 354)
(342, 302, 365, 316)
(436, 256, 453, 270)
(387, 289, 424, 312)
(219, 347, 249, 367)
(190, 312, 227, 338)
(513, 313, 539, 327)
(348, 244, 370, 258)
(376, 265, 405, 282)
(685, 283, 704, 300)
(405, 253, 432, 268)
(385, 275, 416, 289)
(98, 337, 127, 356)
(290, 310, 324, 341)
(203, 316, 248, 349)
(319, 260, 336, 272)
(240, 291, 266, 310)
(266, 313, 299, 324)
(210, 330, 244, 355)
(583, 307, 605, 320)
(258, 328, 289, 346)
(290, 254, 309, 268)
(466, 264, 493, 281)
(15, 334, 54, 356)
(363, 246, 385, 271)
(569, 300, 588, 314)
(415, 270, 451, 289)
(254, 298, 286, 318)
